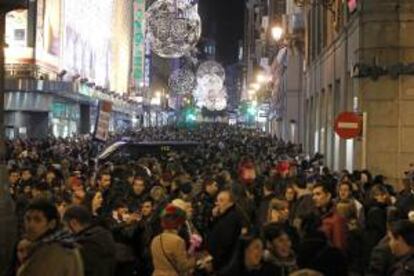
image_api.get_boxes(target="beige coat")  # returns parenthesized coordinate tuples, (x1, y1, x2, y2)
(151, 232, 196, 276)
(17, 242, 84, 276)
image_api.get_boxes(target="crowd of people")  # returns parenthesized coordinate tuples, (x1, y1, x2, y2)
(3, 124, 414, 276)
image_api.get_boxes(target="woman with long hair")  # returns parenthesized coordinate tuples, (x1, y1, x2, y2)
(219, 234, 279, 275)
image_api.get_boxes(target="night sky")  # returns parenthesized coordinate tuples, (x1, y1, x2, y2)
(198, 0, 245, 65)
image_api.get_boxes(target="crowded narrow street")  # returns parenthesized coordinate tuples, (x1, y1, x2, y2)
(1, 0, 414, 276)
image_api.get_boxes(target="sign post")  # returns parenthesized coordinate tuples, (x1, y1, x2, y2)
(94, 100, 112, 142)
(334, 112, 363, 140)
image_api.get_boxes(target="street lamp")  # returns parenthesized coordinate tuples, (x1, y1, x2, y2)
(256, 73, 267, 84)
(250, 83, 260, 90)
(271, 26, 284, 42)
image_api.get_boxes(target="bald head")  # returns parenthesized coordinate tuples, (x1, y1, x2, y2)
(216, 190, 234, 214)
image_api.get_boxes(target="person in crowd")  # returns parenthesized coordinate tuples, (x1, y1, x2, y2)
(127, 176, 148, 212)
(364, 184, 392, 261)
(17, 199, 83, 276)
(172, 198, 200, 246)
(108, 201, 140, 275)
(336, 200, 365, 275)
(336, 181, 365, 226)
(219, 234, 280, 275)
(85, 190, 104, 217)
(284, 184, 298, 225)
(388, 220, 414, 275)
(5, 123, 414, 276)
(8, 168, 20, 200)
(63, 205, 116, 276)
(193, 177, 219, 236)
(150, 204, 196, 276)
(133, 198, 155, 276)
(5, 238, 31, 276)
(207, 190, 243, 271)
(297, 213, 348, 276)
(263, 223, 298, 275)
(396, 176, 414, 220)
(19, 167, 34, 190)
(289, 177, 316, 231)
(312, 182, 348, 252)
(97, 172, 115, 216)
(256, 180, 277, 226)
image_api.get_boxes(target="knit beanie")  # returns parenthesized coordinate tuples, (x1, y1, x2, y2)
(160, 204, 187, 230)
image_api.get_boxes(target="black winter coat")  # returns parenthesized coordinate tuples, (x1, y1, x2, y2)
(297, 231, 348, 276)
(364, 202, 388, 261)
(256, 193, 276, 226)
(75, 225, 117, 276)
(207, 205, 243, 271)
(366, 236, 395, 276)
(389, 253, 414, 276)
(219, 261, 281, 276)
(396, 192, 414, 219)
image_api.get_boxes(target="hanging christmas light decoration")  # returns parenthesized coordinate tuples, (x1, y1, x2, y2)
(168, 68, 196, 95)
(197, 74, 224, 92)
(196, 61, 226, 82)
(196, 86, 228, 111)
(146, 0, 201, 58)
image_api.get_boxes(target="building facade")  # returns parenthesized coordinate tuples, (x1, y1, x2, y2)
(242, 0, 304, 138)
(4, 0, 137, 138)
(302, 0, 414, 187)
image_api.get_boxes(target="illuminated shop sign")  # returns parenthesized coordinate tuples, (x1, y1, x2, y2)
(133, 0, 145, 87)
(144, 39, 152, 88)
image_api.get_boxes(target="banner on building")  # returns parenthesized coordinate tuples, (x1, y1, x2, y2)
(36, 0, 62, 69)
(133, 0, 146, 87)
(94, 100, 112, 142)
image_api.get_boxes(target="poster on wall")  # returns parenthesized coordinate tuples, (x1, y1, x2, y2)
(44, 0, 61, 56)
(62, 0, 113, 87)
(36, 0, 61, 69)
(94, 100, 112, 142)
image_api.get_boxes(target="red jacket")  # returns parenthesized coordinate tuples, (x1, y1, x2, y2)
(320, 209, 348, 252)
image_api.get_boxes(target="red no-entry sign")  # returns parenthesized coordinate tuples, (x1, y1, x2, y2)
(334, 112, 362, 139)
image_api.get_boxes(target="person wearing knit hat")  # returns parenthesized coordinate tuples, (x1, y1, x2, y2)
(151, 204, 196, 276)
(160, 203, 187, 230)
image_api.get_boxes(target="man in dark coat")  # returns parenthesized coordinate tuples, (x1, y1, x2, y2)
(395, 179, 414, 220)
(297, 214, 348, 276)
(64, 205, 116, 276)
(207, 190, 243, 271)
(388, 220, 414, 276)
(192, 178, 219, 235)
(312, 182, 348, 253)
(18, 199, 83, 276)
(367, 236, 395, 276)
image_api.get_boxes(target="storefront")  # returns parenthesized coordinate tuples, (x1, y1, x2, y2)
(50, 100, 80, 138)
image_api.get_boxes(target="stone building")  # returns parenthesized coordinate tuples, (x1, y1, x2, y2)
(302, 0, 414, 187)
